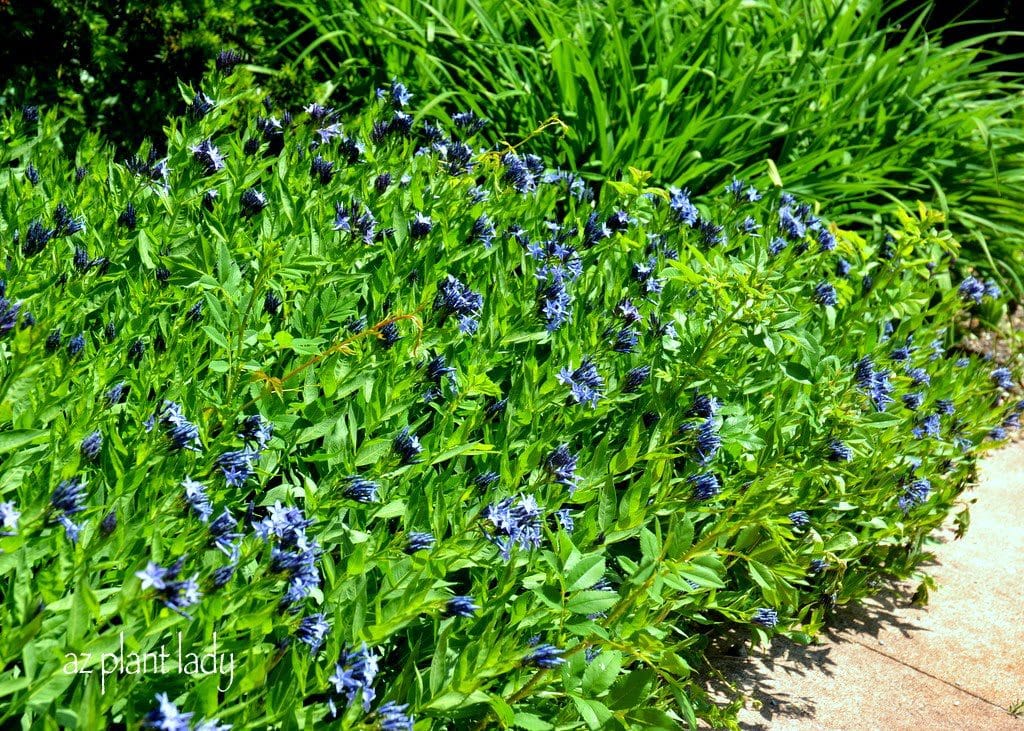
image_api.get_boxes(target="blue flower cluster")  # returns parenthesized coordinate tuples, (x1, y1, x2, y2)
(135, 557, 202, 619)
(255, 502, 320, 610)
(482, 494, 544, 560)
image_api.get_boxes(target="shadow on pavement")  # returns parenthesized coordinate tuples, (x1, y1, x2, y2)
(706, 581, 929, 729)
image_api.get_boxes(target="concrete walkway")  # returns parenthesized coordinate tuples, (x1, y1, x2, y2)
(718, 445, 1024, 730)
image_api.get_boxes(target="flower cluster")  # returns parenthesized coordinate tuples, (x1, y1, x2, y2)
(255, 502, 320, 610)
(136, 557, 202, 618)
(482, 494, 544, 560)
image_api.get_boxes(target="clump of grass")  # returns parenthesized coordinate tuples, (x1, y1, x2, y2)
(268, 0, 1024, 293)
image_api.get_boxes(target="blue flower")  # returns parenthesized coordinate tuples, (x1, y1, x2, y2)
(768, 236, 788, 256)
(469, 214, 496, 248)
(186, 91, 215, 120)
(0, 501, 21, 536)
(623, 365, 651, 394)
(135, 557, 202, 618)
(373, 172, 392, 193)
(296, 613, 331, 653)
(836, 258, 851, 278)
(67, 333, 85, 358)
(182, 477, 213, 522)
(444, 595, 479, 618)
(209, 508, 242, 559)
(255, 501, 314, 548)
(405, 532, 435, 552)
(545, 444, 580, 494)
(80, 431, 102, 461)
(330, 643, 380, 712)
(45, 328, 62, 354)
(189, 139, 227, 174)
(433, 274, 483, 334)
(906, 367, 931, 387)
(25, 164, 40, 186)
(393, 428, 422, 464)
(741, 216, 761, 235)
(912, 413, 941, 439)
(695, 418, 721, 464)
(827, 439, 853, 462)
(483, 494, 543, 560)
(788, 511, 810, 529)
(473, 471, 500, 490)
(342, 475, 380, 504)
(992, 367, 1014, 390)
(583, 212, 612, 247)
(778, 206, 806, 240)
(558, 357, 604, 409)
(898, 478, 931, 512)
(902, 392, 925, 411)
(501, 152, 537, 194)
(240, 188, 268, 218)
(410, 212, 433, 239)
(813, 281, 838, 306)
(215, 448, 260, 486)
(612, 327, 639, 354)
(379, 322, 401, 349)
(51, 477, 87, 521)
(752, 608, 778, 628)
(689, 392, 719, 419)
(817, 228, 837, 252)
(698, 218, 726, 248)
(555, 508, 574, 533)
(809, 559, 829, 574)
(537, 278, 572, 331)
(0, 296, 21, 337)
(377, 701, 415, 731)
(668, 187, 698, 226)
(216, 49, 245, 73)
(936, 399, 955, 416)
(264, 291, 282, 316)
(377, 78, 411, 108)
(143, 692, 193, 730)
(239, 414, 274, 450)
(211, 563, 236, 590)
(689, 472, 720, 501)
(310, 155, 334, 184)
(526, 643, 566, 668)
(452, 110, 488, 132)
(958, 276, 986, 304)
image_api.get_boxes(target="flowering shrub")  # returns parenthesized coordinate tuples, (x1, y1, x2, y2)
(0, 68, 1018, 729)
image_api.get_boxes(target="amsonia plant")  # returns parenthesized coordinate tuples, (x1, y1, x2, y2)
(0, 66, 1018, 730)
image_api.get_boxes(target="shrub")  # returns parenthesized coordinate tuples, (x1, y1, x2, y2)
(0, 0, 267, 153)
(0, 68, 1018, 729)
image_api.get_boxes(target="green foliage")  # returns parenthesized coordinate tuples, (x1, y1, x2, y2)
(268, 0, 1024, 293)
(0, 70, 1018, 728)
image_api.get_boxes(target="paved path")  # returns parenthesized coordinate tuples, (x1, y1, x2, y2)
(717, 445, 1024, 730)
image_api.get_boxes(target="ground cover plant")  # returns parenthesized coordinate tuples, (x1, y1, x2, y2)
(268, 0, 1024, 294)
(0, 65, 1020, 729)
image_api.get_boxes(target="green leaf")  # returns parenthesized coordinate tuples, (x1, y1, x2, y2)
(513, 712, 554, 731)
(781, 361, 814, 384)
(565, 554, 606, 593)
(0, 430, 47, 455)
(566, 591, 619, 615)
(606, 669, 656, 710)
(581, 649, 622, 695)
